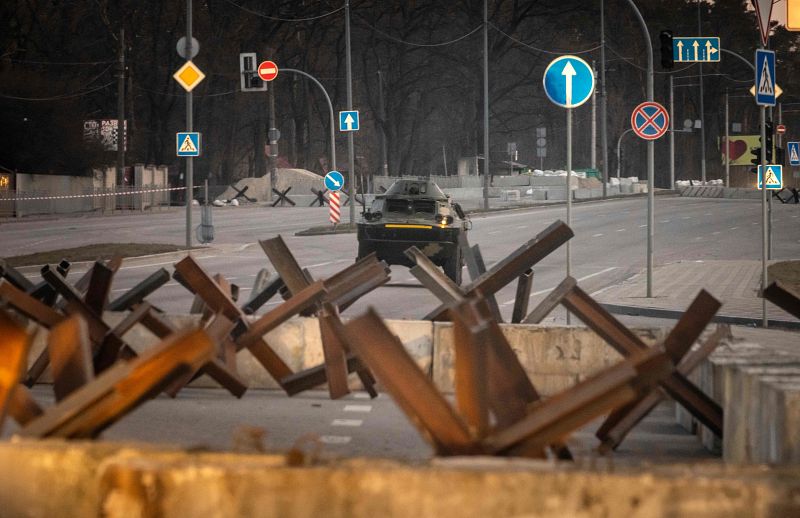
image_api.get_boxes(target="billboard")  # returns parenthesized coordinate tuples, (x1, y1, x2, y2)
(720, 135, 772, 166)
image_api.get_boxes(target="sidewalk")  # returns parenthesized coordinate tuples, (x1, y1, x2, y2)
(593, 260, 799, 325)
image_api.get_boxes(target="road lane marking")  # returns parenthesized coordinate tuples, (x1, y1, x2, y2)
(712, 231, 721, 235)
(592, 233, 604, 237)
(344, 405, 372, 413)
(660, 219, 671, 223)
(501, 267, 618, 305)
(516, 225, 528, 229)
(730, 227, 738, 230)
(320, 435, 352, 444)
(616, 228, 626, 232)
(704, 213, 712, 216)
(353, 392, 373, 399)
(639, 224, 647, 228)
(307, 259, 350, 268)
(332, 419, 363, 427)
(682, 216, 691, 219)
(488, 230, 502, 234)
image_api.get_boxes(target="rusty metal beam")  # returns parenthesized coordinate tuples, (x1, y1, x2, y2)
(21, 328, 215, 439)
(0, 259, 35, 292)
(48, 315, 94, 401)
(259, 236, 310, 297)
(426, 221, 573, 320)
(449, 303, 490, 438)
(342, 308, 476, 455)
(318, 306, 350, 399)
(511, 269, 534, 324)
(661, 290, 721, 364)
(0, 280, 65, 328)
(107, 268, 170, 312)
(597, 324, 730, 452)
(84, 262, 115, 315)
(763, 281, 800, 319)
(0, 310, 30, 432)
(561, 285, 723, 437)
(522, 276, 577, 324)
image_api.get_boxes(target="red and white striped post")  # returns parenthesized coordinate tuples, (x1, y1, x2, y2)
(328, 191, 341, 226)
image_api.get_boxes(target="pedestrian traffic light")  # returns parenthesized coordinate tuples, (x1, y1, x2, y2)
(660, 30, 674, 70)
(765, 121, 774, 162)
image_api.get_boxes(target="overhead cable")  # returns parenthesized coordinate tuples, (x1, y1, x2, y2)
(221, 0, 344, 22)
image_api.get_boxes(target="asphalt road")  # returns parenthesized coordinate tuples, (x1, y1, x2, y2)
(4, 195, 798, 322)
(4, 195, 798, 461)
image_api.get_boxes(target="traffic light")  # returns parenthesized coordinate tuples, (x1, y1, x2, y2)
(239, 52, 267, 92)
(660, 30, 674, 70)
(765, 121, 774, 163)
(750, 145, 761, 174)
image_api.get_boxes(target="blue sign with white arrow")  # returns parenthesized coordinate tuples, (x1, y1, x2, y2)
(324, 170, 345, 191)
(542, 55, 595, 109)
(339, 111, 359, 132)
(788, 142, 800, 166)
(755, 49, 776, 107)
(673, 37, 720, 63)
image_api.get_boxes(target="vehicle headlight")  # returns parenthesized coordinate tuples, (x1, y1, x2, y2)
(435, 214, 454, 225)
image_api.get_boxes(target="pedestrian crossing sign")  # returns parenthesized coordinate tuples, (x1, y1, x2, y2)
(176, 132, 201, 157)
(757, 165, 782, 190)
(788, 142, 800, 166)
(755, 49, 776, 106)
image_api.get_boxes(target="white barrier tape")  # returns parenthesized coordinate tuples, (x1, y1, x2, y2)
(0, 186, 200, 202)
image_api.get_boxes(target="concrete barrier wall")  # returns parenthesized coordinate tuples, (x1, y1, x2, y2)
(1, 441, 799, 518)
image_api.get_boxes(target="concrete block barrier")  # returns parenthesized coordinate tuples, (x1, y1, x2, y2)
(1, 441, 800, 518)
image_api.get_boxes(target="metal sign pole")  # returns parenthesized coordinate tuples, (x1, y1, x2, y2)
(185, 0, 193, 249)
(345, 0, 356, 225)
(566, 108, 573, 325)
(761, 104, 768, 328)
(670, 74, 675, 189)
(725, 90, 730, 188)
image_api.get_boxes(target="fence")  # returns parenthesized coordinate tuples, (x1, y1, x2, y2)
(0, 185, 185, 218)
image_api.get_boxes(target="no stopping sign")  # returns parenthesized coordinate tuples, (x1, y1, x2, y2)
(631, 101, 669, 140)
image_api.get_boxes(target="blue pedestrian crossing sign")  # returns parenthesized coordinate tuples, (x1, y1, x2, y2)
(755, 49, 776, 107)
(788, 142, 800, 166)
(176, 132, 201, 157)
(324, 170, 345, 191)
(339, 111, 359, 132)
(758, 165, 783, 190)
(542, 55, 595, 109)
(673, 37, 720, 63)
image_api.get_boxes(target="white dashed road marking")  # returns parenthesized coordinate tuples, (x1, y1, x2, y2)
(353, 392, 373, 399)
(332, 419, 363, 427)
(592, 233, 604, 237)
(616, 228, 626, 232)
(320, 436, 352, 444)
(344, 405, 372, 413)
(639, 224, 647, 228)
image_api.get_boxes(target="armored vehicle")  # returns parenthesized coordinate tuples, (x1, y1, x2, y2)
(356, 179, 470, 284)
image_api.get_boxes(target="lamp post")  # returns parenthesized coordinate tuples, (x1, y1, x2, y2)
(623, 0, 655, 298)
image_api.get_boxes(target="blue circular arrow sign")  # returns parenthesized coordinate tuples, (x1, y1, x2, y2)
(542, 55, 595, 109)
(324, 170, 344, 192)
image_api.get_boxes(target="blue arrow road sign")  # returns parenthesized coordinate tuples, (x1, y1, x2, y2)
(339, 111, 359, 132)
(758, 165, 783, 190)
(324, 170, 345, 191)
(542, 55, 595, 109)
(788, 142, 800, 166)
(176, 132, 201, 157)
(673, 37, 720, 63)
(755, 49, 776, 107)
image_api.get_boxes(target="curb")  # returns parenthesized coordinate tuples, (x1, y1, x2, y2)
(601, 302, 800, 331)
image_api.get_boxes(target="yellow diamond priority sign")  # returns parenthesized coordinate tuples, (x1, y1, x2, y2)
(173, 60, 205, 92)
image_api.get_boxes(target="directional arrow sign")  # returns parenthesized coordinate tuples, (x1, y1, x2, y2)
(339, 110, 359, 132)
(542, 55, 595, 109)
(673, 37, 720, 63)
(324, 170, 345, 191)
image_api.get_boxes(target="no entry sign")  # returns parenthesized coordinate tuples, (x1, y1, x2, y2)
(257, 60, 278, 81)
(631, 101, 670, 140)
